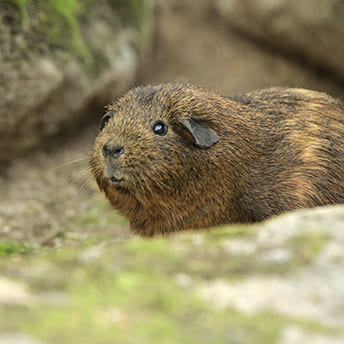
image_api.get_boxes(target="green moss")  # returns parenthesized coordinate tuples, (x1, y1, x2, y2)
(37, 0, 90, 63)
(13, 264, 333, 344)
(0, 232, 343, 343)
(106, 0, 153, 56)
(287, 231, 329, 264)
(207, 225, 256, 239)
(9, 0, 29, 26)
(4, 0, 150, 68)
(165, 226, 331, 279)
(73, 199, 127, 228)
(0, 242, 31, 256)
(48, 0, 87, 57)
(5, 0, 89, 62)
(19, 257, 284, 343)
(108, 0, 144, 26)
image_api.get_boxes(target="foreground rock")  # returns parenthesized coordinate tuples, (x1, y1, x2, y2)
(1, 205, 343, 343)
(212, 0, 344, 80)
(0, 0, 155, 161)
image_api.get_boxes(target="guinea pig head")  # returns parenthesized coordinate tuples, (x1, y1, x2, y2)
(89, 82, 222, 235)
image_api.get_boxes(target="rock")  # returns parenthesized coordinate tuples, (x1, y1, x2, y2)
(0, 334, 46, 344)
(0, 277, 35, 306)
(280, 325, 344, 344)
(211, 0, 344, 80)
(0, 0, 156, 161)
(1, 205, 344, 342)
(198, 206, 344, 328)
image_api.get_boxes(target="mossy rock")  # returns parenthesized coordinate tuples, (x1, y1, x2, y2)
(0, 0, 156, 161)
(0, 206, 344, 343)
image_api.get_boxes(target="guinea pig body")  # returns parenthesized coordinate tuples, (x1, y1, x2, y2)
(89, 81, 344, 236)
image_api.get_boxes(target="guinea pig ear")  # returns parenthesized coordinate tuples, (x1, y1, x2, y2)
(178, 118, 220, 148)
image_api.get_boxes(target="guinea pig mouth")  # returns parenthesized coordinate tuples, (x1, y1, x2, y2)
(110, 175, 124, 183)
(105, 166, 125, 183)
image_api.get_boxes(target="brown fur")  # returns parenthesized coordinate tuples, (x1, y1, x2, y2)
(89, 81, 344, 236)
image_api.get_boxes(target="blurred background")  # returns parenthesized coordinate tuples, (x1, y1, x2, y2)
(1, 0, 344, 242)
(1, 1, 344, 343)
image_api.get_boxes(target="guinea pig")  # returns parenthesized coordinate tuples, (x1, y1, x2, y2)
(89, 81, 344, 236)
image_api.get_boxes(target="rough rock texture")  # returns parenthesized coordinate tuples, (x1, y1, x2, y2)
(211, 0, 344, 81)
(0, 0, 155, 161)
(1, 205, 343, 343)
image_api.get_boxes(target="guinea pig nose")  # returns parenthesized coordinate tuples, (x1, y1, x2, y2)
(102, 143, 124, 159)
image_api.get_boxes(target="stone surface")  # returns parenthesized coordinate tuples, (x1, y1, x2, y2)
(198, 207, 344, 329)
(0, 335, 46, 344)
(280, 326, 344, 344)
(0, 0, 155, 161)
(211, 0, 344, 80)
(1, 205, 344, 343)
(0, 277, 35, 306)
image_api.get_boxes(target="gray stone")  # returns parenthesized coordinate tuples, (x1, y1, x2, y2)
(0, 1, 156, 160)
(280, 325, 344, 344)
(0, 334, 46, 344)
(198, 206, 344, 328)
(212, 0, 344, 79)
(0, 277, 35, 306)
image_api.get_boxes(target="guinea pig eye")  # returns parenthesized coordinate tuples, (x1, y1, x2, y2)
(99, 111, 114, 131)
(152, 120, 168, 136)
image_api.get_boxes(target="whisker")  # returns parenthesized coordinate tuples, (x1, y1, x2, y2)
(52, 168, 93, 192)
(91, 164, 103, 180)
(75, 167, 90, 178)
(49, 156, 88, 172)
(68, 168, 90, 184)
(79, 176, 93, 191)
